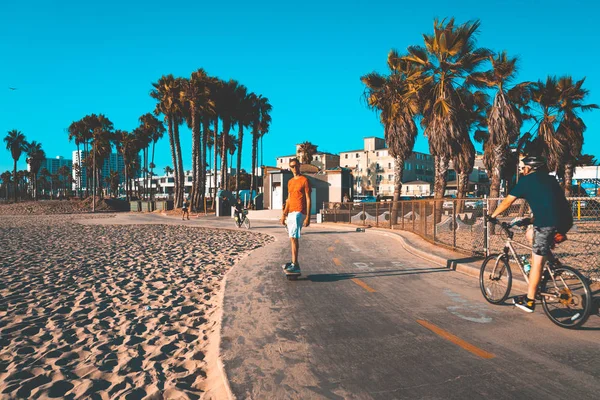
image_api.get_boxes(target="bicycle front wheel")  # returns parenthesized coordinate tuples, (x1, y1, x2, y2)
(480, 254, 512, 304)
(540, 265, 592, 329)
(243, 218, 250, 229)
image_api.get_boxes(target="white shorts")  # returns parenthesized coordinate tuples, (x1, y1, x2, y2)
(286, 212, 305, 239)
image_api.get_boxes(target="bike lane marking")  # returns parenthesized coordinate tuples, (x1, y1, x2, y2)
(416, 319, 495, 359)
(327, 246, 335, 252)
(351, 278, 377, 293)
(332, 258, 377, 292)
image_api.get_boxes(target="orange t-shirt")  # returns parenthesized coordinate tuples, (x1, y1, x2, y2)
(287, 175, 311, 215)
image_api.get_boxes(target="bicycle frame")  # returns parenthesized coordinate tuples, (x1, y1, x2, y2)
(496, 235, 565, 299)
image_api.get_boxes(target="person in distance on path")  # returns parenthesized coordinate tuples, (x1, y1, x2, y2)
(280, 158, 311, 274)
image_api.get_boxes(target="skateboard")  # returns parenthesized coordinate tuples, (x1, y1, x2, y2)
(282, 264, 301, 280)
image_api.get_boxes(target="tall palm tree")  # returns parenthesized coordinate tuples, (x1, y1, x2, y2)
(4, 130, 28, 202)
(403, 18, 491, 210)
(115, 130, 138, 201)
(468, 51, 532, 203)
(528, 76, 565, 173)
(25, 141, 45, 200)
(555, 76, 598, 195)
(68, 120, 86, 197)
(207, 77, 225, 201)
(151, 75, 184, 207)
(181, 69, 212, 209)
(1, 171, 11, 201)
(39, 168, 50, 198)
(234, 86, 252, 197)
(250, 95, 272, 194)
(58, 165, 71, 197)
(218, 80, 240, 191)
(362, 50, 422, 214)
(297, 141, 319, 165)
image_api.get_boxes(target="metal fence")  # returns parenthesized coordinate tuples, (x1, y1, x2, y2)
(322, 197, 600, 280)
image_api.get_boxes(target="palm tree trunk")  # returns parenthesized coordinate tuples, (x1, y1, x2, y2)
(190, 109, 199, 210)
(174, 121, 185, 207)
(250, 128, 257, 194)
(166, 117, 180, 207)
(456, 172, 469, 214)
(12, 161, 17, 203)
(221, 122, 229, 190)
(213, 118, 219, 202)
(201, 119, 209, 210)
(563, 162, 574, 196)
(391, 156, 404, 225)
(235, 123, 243, 197)
(433, 155, 449, 223)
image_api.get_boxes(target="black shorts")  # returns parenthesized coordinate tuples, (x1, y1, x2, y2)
(532, 226, 556, 256)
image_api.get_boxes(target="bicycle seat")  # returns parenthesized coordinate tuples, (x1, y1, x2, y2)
(552, 232, 567, 248)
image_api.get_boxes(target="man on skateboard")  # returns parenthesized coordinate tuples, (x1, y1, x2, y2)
(280, 158, 311, 277)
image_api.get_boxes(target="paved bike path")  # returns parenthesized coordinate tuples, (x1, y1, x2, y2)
(219, 219, 600, 399)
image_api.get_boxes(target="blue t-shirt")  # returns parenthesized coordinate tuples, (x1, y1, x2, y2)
(509, 171, 573, 233)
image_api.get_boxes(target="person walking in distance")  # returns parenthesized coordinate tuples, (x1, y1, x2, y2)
(280, 158, 311, 274)
(488, 156, 573, 313)
(182, 198, 190, 220)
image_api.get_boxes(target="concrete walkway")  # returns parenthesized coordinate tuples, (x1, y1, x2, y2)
(89, 213, 600, 399)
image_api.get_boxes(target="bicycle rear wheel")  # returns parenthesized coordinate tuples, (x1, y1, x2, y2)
(480, 254, 512, 304)
(540, 265, 592, 329)
(243, 217, 250, 229)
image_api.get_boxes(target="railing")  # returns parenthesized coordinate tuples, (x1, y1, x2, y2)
(322, 197, 600, 280)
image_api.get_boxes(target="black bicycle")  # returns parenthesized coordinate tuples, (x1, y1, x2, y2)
(480, 218, 592, 329)
(234, 209, 250, 229)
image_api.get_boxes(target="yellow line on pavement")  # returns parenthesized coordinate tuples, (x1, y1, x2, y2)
(335, 239, 340, 244)
(332, 257, 342, 266)
(327, 246, 335, 252)
(352, 278, 376, 293)
(416, 319, 495, 359)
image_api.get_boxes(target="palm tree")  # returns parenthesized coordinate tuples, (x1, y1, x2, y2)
(250, 95, 272, 194)
(181, 69, 212, 209)
(115, 130, 139, 201)
(4, 130, 28, 202)
(555, 76, 598, 195)
(219, 80, 241, 191)
(362, 50, 422, 215)
(1, 171, 11, 201)
(39, 168, 50, 198)
(297, 141, 318, 165)
(528, 76, 565, 173)
(151, 75, 184, 207)
(234, 86, 253, 198)
(207, 77, 225, 201)
(58, 165, 71, 197)
(164, 165, 173, 176)
(403, 18, 491, 211)
(468, 51, 532, 203)
(25, 141, 45, 200)
(68, 120, 86, 197)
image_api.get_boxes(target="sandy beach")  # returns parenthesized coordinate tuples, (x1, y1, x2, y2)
(0, 213, 273, 399)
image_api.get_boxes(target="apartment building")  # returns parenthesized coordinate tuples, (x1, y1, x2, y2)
(276, 144, 340, 171)
(339, 137, 435, 197)
(27, 155, 72, 176)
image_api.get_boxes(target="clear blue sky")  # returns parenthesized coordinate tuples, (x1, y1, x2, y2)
(1, 0, 599, 174)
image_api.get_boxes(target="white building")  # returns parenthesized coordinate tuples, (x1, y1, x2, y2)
(27, 155, 72, 176)
(135, 168, 238, 198)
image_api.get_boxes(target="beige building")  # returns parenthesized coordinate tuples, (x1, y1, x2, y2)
(276, 144, 340, 171)
(339, 137, 435, 197)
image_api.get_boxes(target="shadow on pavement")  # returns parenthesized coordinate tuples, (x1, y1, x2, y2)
(303, 267, 449, 282)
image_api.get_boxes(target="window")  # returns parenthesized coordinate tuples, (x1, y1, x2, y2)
(388, 162, 392, 169)
(356, 153, 360, 158)
(345, 154, 348, 159)
(388, 174, 393, 180)
(376, 151, 379, 156)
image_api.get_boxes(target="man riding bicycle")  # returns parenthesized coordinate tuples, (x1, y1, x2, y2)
(488, 156, 573, 313)
(234, 198, 245, 226)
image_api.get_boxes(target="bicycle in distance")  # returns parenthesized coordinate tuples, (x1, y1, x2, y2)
(234, 209, 250, 229)
(480, 217, 592, 329)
